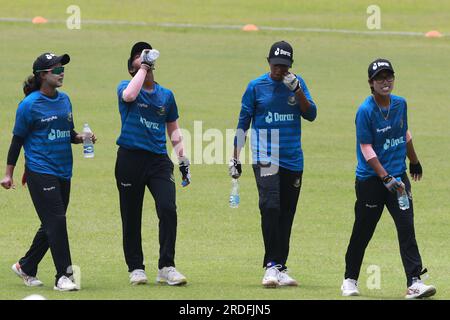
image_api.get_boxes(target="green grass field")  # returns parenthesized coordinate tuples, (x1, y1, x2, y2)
(0, 0, 449, 300)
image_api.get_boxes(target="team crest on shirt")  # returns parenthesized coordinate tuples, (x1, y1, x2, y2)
(287, 95, 297, 106)
(156, 106, 166, 116)
(67, 112, 73, 122)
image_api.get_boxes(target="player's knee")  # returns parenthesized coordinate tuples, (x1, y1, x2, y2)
(44, 215, 67, 237)
(259, 191, 280, 212)
(157, 202, 177, 217)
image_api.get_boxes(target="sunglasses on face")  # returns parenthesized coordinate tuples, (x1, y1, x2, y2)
(373, 74, 394, 83)
(36, 66, 65, 75)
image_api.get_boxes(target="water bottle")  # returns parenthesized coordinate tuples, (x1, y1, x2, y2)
(147, 49, 160, 62)
(82, 123, 94, 158)
(396, 177, 410, 210)
(229, 178, 240, 208)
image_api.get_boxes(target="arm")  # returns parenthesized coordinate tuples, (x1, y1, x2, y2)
(233, 85, 254, 160)
(406, 130, 418, 163)
(71, 129, 83, 144)
(406, 130, 422, 181)
(361, 143, 388, 178)
(294, 86, 311, 115)
(283, 74, 317, 121)
(167, 120, 185, 158)
(167, 120, 190, 187)
(360, 143, 402, 192)
(122, 65, 150, 102)
(1, 135, 24, 189)
(229, 84, 254, 178)
(297, 78, 317, 121)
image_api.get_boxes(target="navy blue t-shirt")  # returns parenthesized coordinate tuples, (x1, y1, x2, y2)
(13, 90, 74, 179)
(355, 94, 408, 180)
(116, 81, 179, 154)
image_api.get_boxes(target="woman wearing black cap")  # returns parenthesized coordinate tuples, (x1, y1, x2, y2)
(229, 40, 317, 288)
(115, 42, 190, 285)
(1, 52, 95, 291)
(341, 58, 436, 299)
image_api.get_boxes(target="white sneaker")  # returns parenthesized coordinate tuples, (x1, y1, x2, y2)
(11, 263, 43, 287)
(405, 279, 436, 299)
(156, 266, 187, 286)
(341, 278, 360, 296)
(262, 265, 281, 288)
(129, 269, 148, 285)
(278, 269, 298, 286)
(54, 276, 78, 291)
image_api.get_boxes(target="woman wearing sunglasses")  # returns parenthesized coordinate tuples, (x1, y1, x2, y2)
(1, 52, 95, 291)
(341, 59, 436, 299)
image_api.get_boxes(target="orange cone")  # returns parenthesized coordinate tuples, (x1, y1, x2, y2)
(32, 16, 48, 24)
(242, 24, 259, 32)
(425, 30, 442, 38)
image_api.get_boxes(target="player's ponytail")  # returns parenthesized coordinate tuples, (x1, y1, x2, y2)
(23, 74, 42, 96)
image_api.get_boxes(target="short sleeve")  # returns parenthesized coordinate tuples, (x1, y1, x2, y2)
(355, 107, 373, 144)
(166, 91, 179, 123)
(12, 100, 33, 138)
(117, 81, 129, 103)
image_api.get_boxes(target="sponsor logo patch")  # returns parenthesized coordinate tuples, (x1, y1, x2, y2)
(383, 136, 405, 150)
(41, 116, 58, 123)
(48, 129, 71, 141)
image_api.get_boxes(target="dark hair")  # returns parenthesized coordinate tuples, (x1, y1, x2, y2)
(23, 73, 42, 96)
(368, 79, 375, 94)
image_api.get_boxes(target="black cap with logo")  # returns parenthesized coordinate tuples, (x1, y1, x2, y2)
(267, 41, 294, 67)
(368, 58, 395, 80)
(33, 53, 70, 73)
(128, 41, 152, 72)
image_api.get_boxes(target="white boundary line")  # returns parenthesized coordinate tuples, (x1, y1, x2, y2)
(0, 17, 447, 38)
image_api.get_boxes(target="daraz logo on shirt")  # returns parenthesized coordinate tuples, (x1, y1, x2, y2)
(383, 136, 405, 150)
(140, 116, 159, 130)
(48, 129, 71, 141)
(265, 112, 294, 124)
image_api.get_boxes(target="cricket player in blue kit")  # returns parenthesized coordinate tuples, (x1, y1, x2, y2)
(341, 59, 436, 299)
(1, 52, 95, 291)
(229, 41, 317, 288)
(115, 42, 190, 286)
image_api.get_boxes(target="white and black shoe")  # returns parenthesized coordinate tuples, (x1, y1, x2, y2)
(54, 276, 78, 291)
(129, 269, 148, 285)
(278, 269, 298, 286)
(341, 278, 360, 296)
(11, 263, 43, 287)
(262, 265, 281, 288)
(156, 267, 187, 286)
(405, 279, 436, 299)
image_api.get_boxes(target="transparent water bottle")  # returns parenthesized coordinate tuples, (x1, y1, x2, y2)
(396, 177, 409, 210)
(229, 178, 240, 208)
(147, 49, 160, 62)
(82, 123, 94, 158)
